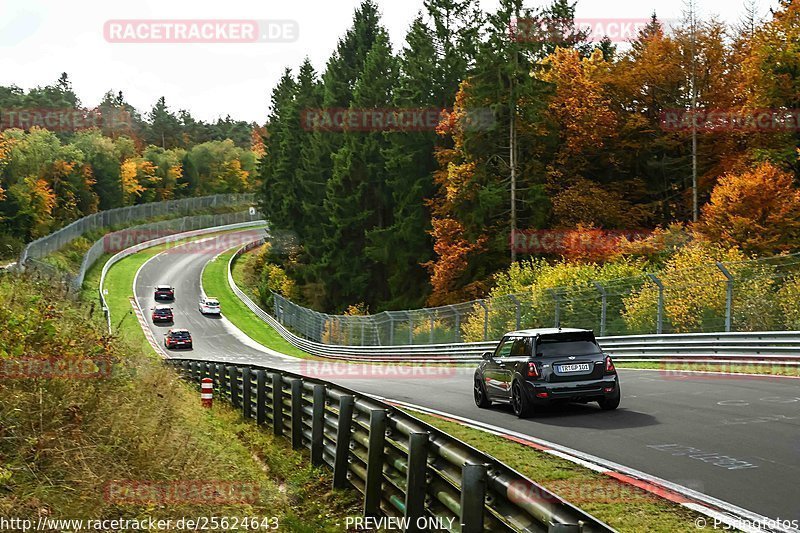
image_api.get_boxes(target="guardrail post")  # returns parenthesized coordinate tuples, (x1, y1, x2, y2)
(290, 379, 303, 449)
(311, 384, 326, 466)
(241, 367, 252, 419)
(271, 373, 283, 437)
(478, 300, 489, 341)
(333, 395, 355, 489)
(215, 363, 225, 398)
(404, 432, 430, 531)
(255, 369, 267, 425)
(716, 262, 734, 332)
(364, 409, 387, 517)
(594, 282, 607, 337)
(460, 463, 487, 533)
(647, 274, 664, 334)
(228, 366, 239, 408)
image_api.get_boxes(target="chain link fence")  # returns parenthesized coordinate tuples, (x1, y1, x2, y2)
(18, 193, 258, 291)
(19, 193, 254, 264)
(272, 252, 800, 346)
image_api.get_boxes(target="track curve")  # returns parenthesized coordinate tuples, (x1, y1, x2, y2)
(132, 230, 800, 524)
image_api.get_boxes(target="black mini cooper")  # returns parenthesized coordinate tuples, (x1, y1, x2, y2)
(474, 328, 620, 417)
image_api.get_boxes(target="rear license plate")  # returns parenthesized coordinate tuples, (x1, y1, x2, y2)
(558, 363, 591, 373)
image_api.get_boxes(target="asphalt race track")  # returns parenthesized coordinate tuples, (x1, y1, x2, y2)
(133, 231, 800, 523)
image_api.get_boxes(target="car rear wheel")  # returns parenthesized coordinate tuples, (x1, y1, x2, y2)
(474, 378, 492, 408)
(598, 387, 621, 410)
(511, 381, 534, 418)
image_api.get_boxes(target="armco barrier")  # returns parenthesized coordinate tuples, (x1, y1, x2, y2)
(167, 358, 615, 533)
(229, 239, 800, 366)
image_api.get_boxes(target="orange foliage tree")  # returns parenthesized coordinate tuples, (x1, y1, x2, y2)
(697, 162, 800, 254)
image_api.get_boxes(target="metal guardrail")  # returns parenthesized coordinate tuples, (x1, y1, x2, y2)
(229, 240, 800, 366)
(167, 358, 615, 533)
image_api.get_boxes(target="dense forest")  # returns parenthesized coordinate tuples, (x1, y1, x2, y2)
(258, 0, 800, 313)
(0, 74, 261, 257)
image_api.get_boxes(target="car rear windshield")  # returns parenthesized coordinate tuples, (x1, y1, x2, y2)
(171, 331, 190, 339)
(536, 333, 600, 357)
(206, 300, 219, 306)
(155, 308, 171, 314)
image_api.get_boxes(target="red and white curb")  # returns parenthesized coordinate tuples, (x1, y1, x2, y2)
(130, 296, 169, 359)
(382, 398, 798, 533)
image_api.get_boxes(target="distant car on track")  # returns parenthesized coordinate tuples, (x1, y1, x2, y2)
(474, 328, 620, 418)
(151, 305, 173, 323)
(154, 284, 175, 300)
(199, 297, 221, 315)
(164, 329, 193, 350)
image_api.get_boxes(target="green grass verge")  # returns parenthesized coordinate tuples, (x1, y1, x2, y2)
(202, 249, 314, 359)
(408, 411, 703, 532)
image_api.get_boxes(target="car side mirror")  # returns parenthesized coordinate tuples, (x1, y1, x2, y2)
(482, 351, 493, 361)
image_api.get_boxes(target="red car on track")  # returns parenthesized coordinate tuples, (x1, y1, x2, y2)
(164, 329, 193, 350)
(152, 305, 173, 323)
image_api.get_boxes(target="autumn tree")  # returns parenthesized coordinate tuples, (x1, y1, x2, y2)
(697, 162, 800, 254)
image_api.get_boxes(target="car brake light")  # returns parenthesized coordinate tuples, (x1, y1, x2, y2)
(527, 362, 539, 378)
(605, 356, 616, 373)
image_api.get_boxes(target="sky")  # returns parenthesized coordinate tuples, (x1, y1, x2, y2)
(0, 0, 780, 124)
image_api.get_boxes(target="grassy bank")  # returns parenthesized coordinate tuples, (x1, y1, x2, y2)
(202, 249, 313, 359)
(0, 237, 359, 528)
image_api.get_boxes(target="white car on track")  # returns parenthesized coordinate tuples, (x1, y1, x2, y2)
(199, 297, 221, 315)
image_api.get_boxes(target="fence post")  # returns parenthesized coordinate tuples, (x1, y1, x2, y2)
(508, 295, 521, 330)
(363, 409, 387, 517)
(388, 316, 395, 346)
(271, 373, 283, 436)
(425, 308, 435, 344)
(255, 369, 267, 425)
(478, 300, 489, 341)
(460, 463, 487, 533)
(311, 384, 326, 466)
(290, 379, 303, 449)
(648, 274, 664, 335)
(404, 432, 430, 532)
(449, 305, 461, 343)
(716, 262, 734, 332)
(408, 311, 414, 345)
(548, 289, 561, 328)
(241, 367, 252, 419)
(594, 282, 607, 337)
(333, 395, 355, 489)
